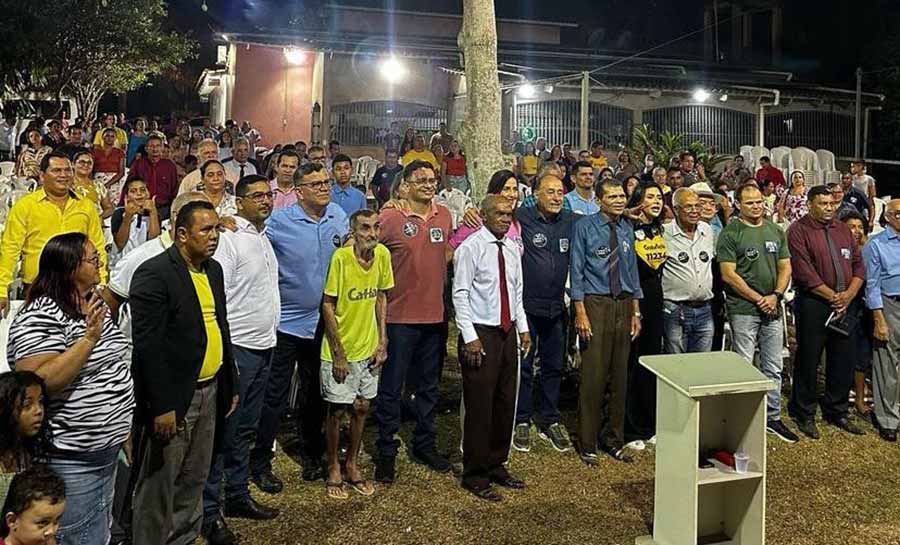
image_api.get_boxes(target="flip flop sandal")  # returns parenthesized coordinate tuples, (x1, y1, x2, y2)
(464, 485, 503, 503)
(345, 479, 376, 497)
(326, 480, 349, 500)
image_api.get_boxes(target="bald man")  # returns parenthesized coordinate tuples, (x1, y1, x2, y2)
(862, 199, 900, 442)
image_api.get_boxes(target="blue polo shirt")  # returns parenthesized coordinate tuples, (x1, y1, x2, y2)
(331, 182, 367, 216)
(267, 202, 349, 338)
(571, 212, 643, 301)
(563, 190, 600, 216)
(863, 225, 900, 310)
(516, 206, 575, 318)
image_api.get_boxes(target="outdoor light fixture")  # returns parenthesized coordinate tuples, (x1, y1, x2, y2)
(692, 89, 710, 102)
(719, 93, 729, 102)
(283, 48, 306, 65)
(544, 85, 555, 94)
(380, 56, 407, 83)
(518, 83, 537, 99)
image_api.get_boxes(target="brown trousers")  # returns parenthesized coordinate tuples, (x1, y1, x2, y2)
(578, 295, 633, 453)
(461, 324, 519, 489)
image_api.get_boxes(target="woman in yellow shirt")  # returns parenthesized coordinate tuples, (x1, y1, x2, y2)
(517, 141, 539, 184)
(72, 150, 114, 219)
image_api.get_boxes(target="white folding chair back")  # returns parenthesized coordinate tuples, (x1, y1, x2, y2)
(751, 146, 771, 169)
(0, 162, 14, 177)
(770, 146, 793, 172)
(739, 146, 754, 167)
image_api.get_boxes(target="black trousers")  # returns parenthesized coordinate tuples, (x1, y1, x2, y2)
(250, 329, 325, 475)
(788, 294, 854, 422)
(625, 295, 664, 442)
(461, 325, 519, 489)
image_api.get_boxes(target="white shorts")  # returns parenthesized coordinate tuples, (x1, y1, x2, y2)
(320, 358, 379, 405)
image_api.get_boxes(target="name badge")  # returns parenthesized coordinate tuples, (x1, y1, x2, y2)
(596, 246, 611, 258)
(841, 248, 851, 260)
(532, 233, 547, 248)
(764, 241, 778, 253)
(429, 227, 444, 243)
(559, 238, 569, 253)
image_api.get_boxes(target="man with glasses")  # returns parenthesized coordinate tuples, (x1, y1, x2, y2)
(827, 182, 859, 220)
(862, 199, 900, 442)
(0, 152, 107, 314)
(250, 163, 349, 490)
(202, 175, 281, 545)
(787, 185, 865, 439)
(374, 160, 453, 483)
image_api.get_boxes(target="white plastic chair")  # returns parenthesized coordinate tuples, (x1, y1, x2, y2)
(751, 146, 771, 169)
(771, 147, 793, 172)
(739, 146, 754, 168)
(0, 162, 14, 177)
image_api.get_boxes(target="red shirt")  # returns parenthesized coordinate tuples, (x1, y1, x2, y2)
(443, 154, 467, 176)
(787, 214, 864, 293)
(126, 157, 179, 206)
(379, 203, 452, 324)
(755, 165, 786, 191)
(91, 146, 125, 173)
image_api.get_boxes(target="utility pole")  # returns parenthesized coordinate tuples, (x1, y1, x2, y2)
(580, 71, 590, 151)
(855, 66, 863, 159)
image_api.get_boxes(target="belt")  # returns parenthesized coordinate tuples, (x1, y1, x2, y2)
(665, 299, 711, 308)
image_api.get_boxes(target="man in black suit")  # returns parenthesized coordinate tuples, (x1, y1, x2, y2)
(130, 200, 239, 545)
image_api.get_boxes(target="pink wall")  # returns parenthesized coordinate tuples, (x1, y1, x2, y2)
(231, 44, 313, 147)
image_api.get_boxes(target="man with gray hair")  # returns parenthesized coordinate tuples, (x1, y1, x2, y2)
(662, 188, 717, 354)
(179, 138, 222, 195)
(223, 137, 259, 182)
(453, 194, 531, 501)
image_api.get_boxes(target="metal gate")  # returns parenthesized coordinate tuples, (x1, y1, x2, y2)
(765, 110, 854, 158)
(514, 100, 632, 149)
(329, 101, 448, 146)
(643, 105, 754, 155)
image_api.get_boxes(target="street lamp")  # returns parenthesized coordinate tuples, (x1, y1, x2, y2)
(518, 83, 537, 99)
(284, 48, 306, 65)
(693, 89, 710, 102)
(380, 57, 407, 83)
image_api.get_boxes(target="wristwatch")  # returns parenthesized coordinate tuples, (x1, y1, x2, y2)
(773, 291, 784, 301)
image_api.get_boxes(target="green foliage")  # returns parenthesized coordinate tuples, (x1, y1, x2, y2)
(0, 0, 196, 120)
(628, 124, 731, 181)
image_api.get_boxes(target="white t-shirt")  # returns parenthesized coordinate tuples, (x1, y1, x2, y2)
(852, 174, 875, 196)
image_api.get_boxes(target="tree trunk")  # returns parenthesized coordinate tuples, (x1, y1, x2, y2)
(458, 0, 505, 199)
(72, 84, 103, 123)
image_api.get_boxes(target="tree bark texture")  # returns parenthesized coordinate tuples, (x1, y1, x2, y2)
(458, 0, 505, 199)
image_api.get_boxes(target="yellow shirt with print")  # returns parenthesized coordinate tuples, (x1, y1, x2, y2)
(401, 149, 438, 168)
(92, 127, 129, 150)
(190, 269, 224, 381)
(321, 244, 395, 362)
(0, 189, 108, 291)
(590, 155, 608, 170)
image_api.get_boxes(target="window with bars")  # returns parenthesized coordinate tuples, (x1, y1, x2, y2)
(329, 101, 448, 146)
(514, 100, 633, 149)
(765, 110, 854, 158)
(642, 105, 755, 155)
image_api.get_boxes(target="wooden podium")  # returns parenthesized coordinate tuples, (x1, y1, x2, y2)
(635, 352, 776, 545)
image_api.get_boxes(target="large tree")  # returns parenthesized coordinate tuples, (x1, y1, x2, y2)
(457, 0, 505, 198)
(0, 0, 195, 121)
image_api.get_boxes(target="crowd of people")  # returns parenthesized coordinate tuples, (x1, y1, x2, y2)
(0, 112, 898, 545)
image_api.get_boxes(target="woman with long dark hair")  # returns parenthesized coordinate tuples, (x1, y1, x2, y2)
(7, 232, 134, 545)
(399, 127, 417, 157)
(0, 371, 49, 505)
(449, 169, 524, 250)
(623, 182, 667, 449)
(14, 129, 52, 180)
(71, 150, 114, 219)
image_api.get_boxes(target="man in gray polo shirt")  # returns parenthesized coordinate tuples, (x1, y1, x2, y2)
(662, 188, 717, 353)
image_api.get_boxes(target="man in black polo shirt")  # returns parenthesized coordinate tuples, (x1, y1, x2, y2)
(839, 172, 873, 222)
(513, 174, 576, 453)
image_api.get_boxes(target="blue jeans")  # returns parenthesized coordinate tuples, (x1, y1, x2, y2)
(49, 446, 121, 545)
(730, 313, 784, 422)
(204, 345, 273, 520)
(516, 313, 565, 428)
(375, 323, 443, 458)
(663, 300, 714, 354)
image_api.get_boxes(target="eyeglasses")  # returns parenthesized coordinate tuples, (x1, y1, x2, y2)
(886, 210, 900, 219)
(243, 191, 274, 203)
(298, 180, 330, 190)
(75, 160, 93, 166)
(82, 255, 100, 267)
(679, 205, 701, 212)
(407, 178, 437, 187)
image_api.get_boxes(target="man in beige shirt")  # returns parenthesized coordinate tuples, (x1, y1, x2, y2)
(178, 139, 221, 195)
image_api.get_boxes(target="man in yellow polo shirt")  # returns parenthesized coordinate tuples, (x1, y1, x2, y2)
(0, 151, 107, 312)
(401, 134, 438, 167)
(320, 208, 393, 499)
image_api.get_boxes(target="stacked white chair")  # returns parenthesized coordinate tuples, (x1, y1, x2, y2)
(770, 146, 793, 177)
(791, 147, 821, 186)
(739, 145, 754, 168)
(750, 146, 771, 170)
(816, 149, 841, 185)
(0, 162, 14, 177)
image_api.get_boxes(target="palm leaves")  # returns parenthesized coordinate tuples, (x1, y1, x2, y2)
(628, 124, 731, 181)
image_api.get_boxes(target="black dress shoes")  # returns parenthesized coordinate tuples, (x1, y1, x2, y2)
(224, 496, 280, 520)
(251, 470, 284, 494)
(202, 517, 236, 545)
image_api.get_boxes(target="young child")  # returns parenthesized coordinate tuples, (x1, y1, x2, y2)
(0, 372, 48, 506)
(1, 466, 66, 545)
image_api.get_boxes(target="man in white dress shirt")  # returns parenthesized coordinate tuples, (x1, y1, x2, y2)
(202, 174, 280, 544)
(453, 194, 531, 502)
(223, 138, 259, 183)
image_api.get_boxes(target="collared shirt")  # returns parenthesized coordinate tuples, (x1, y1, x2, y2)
(570, 212, 644, 301)
(379, 203, 452, 324)
(0, 189, 107, 290)
(127, 157, 179, 205)
(563, 190, 600, 216)
(109, 232, 172, 299)
(662, 220, 716, 302)
(223, 159, 257, 183)
(330, 182, 367, 216)
(208, 193, 238, 217)
(862, 226, 900, 310)
(452, 226, 529, 344)
(269, 180, 297, 210)
(520, 193, 573, 212)
(516, 206, 575, 318)
(214, 216, 280, 349)
(787, 214, 864, 292)
(267, 202, 348, 338)
(843, 187, 870, 219)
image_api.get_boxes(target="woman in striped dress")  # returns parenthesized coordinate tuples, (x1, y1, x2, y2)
(7, 232, 134, 545)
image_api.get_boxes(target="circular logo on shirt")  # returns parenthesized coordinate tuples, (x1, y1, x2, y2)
(677, 251, 690, 263)
(596, 246, 611, 258)
(745, 247, 759, 261)
(699, 251, 710, 263)
(532, 233, 548, 248)
(332, 234, 343, 248)
(402, 222, 419, 237)
(635, 230, 646, 241)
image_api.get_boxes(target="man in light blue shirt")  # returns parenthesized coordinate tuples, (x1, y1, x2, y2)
(862, 198, 900, 441)
(250, 162, 349, 488)
(330, 153, 367, 216)
(563, 160, 601, 216)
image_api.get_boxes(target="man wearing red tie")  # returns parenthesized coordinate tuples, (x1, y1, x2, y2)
(453, 194, 532, 502)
